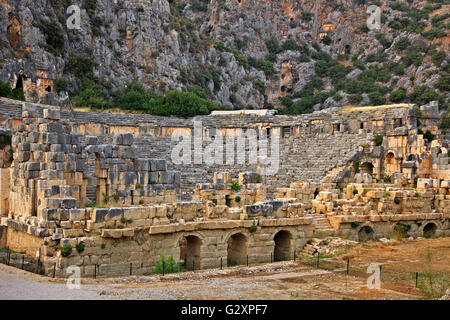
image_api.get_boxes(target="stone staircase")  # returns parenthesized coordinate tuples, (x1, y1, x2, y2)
(310, 214, 335, 236)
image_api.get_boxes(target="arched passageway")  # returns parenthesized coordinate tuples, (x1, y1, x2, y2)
(179, 235, 202, 270)
(227, 233, 247, 266)
(360, 162, 374, 176)
(273, 231, 292, 261)
(423, 223, 437, 238)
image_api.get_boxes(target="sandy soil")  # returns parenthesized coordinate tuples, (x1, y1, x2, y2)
(0, 237, 448, 300)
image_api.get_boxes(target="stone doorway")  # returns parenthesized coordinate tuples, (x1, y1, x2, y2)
(273, 230, 292, 261)
(423, 223, 437, 238)
(227, 233, 247, 266)
(179, 235, 202, 270)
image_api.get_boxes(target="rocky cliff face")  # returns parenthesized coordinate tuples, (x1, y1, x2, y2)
(0, 0, 448, 111)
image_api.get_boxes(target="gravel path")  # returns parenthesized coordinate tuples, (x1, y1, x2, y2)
(0, 264, 105, 300)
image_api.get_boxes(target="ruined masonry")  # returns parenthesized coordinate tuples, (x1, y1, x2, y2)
(0, 98, 448, 277)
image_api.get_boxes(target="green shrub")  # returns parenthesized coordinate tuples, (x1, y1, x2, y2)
(248, 225, 257, 233)
(39, 19, 64, 53)
(374, 135, 384, 146)
(408, 86, 438, 105)
(394, 197, 401, 205)
(423, 130, 435, 142)
(321, 36, 332, 45)
(76, 242, 85, 253)
(359, 24, 369, 33)
(389, 87, 407, 103)
(300, 12, 313, 21)
(394, 37, 410, 51)
(349, 93, 363, 105)
(61, 244, 72, 257)
(353, 189, 359, 195)
(54, 78, 69, 92)
(65, 56, 97, 81)
(100, 243, 106, 249)
(351, 221, 360, 228)
(368, 91, 386, 105)
(430, 50, 446, 67)
(393, 223, 411, 238)
(152, 255, 184, 274)
(234, 196, 241, 203)
(0, 81, 25, 101)
(230, 181, 242, 192)
(72, 81, 110, 110)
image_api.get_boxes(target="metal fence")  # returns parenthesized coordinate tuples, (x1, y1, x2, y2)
(296, 252, 450, 298)
(1, 245, 448, 298)
(0, 247, 43, 275)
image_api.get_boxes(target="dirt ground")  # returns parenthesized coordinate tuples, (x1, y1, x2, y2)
(1, 237, 449, 300)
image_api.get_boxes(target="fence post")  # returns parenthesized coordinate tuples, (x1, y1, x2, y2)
(21, 255, 24, 269)
(415, 272, 418, 287)
(347, 259, 350, 274)
(130, 263, 132, 276)
(94, 264, 97, 279)
(193, 260, 195, 272)
(220, 257, 222, 270)
(162, 259, 165, 276)
(7, 247, 10, 266)
(53, 263, 56, 278)
(246, 255, 248, 267)
(294, 250, 296, 261)
(270, 252, 272, 263)
(316, 252, 320, 268)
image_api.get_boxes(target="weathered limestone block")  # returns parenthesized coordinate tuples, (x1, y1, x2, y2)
(101, 229, 123, 238)
(206, 204, 229, 219)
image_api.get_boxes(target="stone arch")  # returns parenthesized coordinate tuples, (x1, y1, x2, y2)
(227, 232, 247, 266)
(360, 162, 374, 176)
(358, 225, 374, 242)
(423, 222, 437, 238)
(273, 230, 292, 261)
(179, 234, 203, 270)
(384, 151, 397, 176)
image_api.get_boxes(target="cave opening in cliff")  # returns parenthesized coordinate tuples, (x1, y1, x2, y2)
(15, 75, 23, 90)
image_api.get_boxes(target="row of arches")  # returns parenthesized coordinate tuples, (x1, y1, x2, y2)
(178, 230, 293, 270)
(357, 222, 439, 241)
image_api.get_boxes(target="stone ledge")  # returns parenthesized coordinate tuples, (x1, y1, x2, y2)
(101, 228, 135, 238)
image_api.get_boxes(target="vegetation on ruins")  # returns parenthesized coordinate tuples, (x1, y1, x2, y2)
(71, 81, 229, 117)
(373, 135, 384, 147)
(234, 196, 241, 203)
(76, 241, 85, 254)
(230, 181, 242, 192)
(393, 223, 411, 239)
(351, 221, 360, 228)
(394, 197, 401, 205)
(152, 255, 184, 274)
(61, 244, 72, 257)
(248, 225, 257, 233)
(0, 81, 25, 101)
(423, 130, 436, 142)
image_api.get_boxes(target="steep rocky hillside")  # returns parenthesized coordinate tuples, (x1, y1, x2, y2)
(0, 0, 448, 115)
